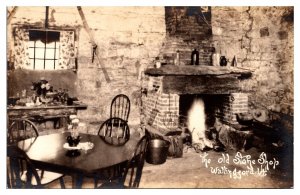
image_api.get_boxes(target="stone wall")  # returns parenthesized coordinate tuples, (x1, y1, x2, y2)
(7, 6, 294, 135)
(7, 6, 166, 134)
(211, 6, 294, 116)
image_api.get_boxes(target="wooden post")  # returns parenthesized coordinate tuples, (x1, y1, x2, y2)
(45, 6, 49, 29)
(7, 6, 18, 24)
(77, 6, 111, 83)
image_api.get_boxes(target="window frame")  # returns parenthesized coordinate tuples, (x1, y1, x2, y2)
(10, 25, 78, 71)
(28, 29, 61, 70)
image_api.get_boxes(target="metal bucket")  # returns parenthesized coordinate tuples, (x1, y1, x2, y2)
(146, 139, 170, 165)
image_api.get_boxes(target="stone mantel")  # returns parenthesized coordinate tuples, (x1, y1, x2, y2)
(144, 65, 253, 94)
(144, 65, 253, 78)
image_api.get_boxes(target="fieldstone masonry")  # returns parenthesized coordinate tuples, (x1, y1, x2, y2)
(7, 6, 293, 136)
(211, 6, 293, 116)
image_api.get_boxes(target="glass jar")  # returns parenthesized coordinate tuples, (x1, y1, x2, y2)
(220, 56, 228, 66)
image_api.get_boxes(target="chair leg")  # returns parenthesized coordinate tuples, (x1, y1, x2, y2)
(59, 177, 65, 189)
(94, 177, 98, 188)
(10, 158, 22, 188)
(7, 168, 11, 188)
(40, 170, 45, 179)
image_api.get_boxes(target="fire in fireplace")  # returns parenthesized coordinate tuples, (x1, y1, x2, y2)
(181, 94, 236, 149)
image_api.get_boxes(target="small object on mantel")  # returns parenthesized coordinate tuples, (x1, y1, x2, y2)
(191, 49, 199, 65)
(174, 50, 180, 66)
(220, 56, 228, 66)
(231, 55, 238, 67)
(155, 57, 161, 68)
(212, 48, 220, 66)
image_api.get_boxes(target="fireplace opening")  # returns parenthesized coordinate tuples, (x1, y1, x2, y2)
(179, 94, 227, 129)
(177, 93, 249, 150)
(178, 94, 230, 149)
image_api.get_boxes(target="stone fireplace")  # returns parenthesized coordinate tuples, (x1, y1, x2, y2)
(142, 65, 252, 140)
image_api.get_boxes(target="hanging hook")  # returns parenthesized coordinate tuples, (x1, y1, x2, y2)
(92, 43, 97, 63)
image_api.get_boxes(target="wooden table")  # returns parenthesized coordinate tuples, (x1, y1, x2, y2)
(17, 132, 138, 188)
(7, 103, 87, 128)
(7, 103, 87, 118)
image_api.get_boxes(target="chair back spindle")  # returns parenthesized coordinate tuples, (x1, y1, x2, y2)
(7, 119, 39, 145)
(98, 117, 130, 146)
(110, 94, 130, 122)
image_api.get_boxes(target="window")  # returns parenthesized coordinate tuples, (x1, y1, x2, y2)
(28, 30, 60, 70)
(12, 27, 76, 70)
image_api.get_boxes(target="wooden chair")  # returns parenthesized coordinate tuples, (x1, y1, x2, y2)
(110, 94, 130, 122)
(7, 118, 65, 188)
(92, 117, 131, 187)
(7, 118, 39, 145)
(96, 135, 149, 188)
(98, 117, 130, 146)
(7, 145, 65, 188)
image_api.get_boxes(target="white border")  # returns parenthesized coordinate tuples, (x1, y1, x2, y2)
(1, 1, 299, 195)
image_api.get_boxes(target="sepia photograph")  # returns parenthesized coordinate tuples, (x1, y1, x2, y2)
(4, 1, 296, 191)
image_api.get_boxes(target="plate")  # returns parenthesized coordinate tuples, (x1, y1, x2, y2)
(63, 143, 81, 150)
(46, 92, 58, 97)
(63, 142, 94, 150)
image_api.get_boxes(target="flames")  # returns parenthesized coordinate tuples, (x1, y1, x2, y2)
(187, 98, 207, 143)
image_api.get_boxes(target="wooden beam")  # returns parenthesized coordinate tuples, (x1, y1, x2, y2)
(45, 6, 49, 29)
(77, 6, 111, 82)
(162, 75, 251, 94)
(144, 65, 253, 78)
(7, 6, 18, 24)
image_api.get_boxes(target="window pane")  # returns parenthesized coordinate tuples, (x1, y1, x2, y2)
(55, 48, 60, 59)
(45, 60, 54, 70)
(35, 59, 44, 70)
(35, 48, 45, 59)
(54, 59, 58, 68)
(28, 41, 35, 48)
(29, 47, 35, 58)
(26, 30, 66, 70)
(46, 49, 55, 59)
(35, 40, 45, 48)
(47, 42, 56, 48)
(28, 59, 34, 69)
